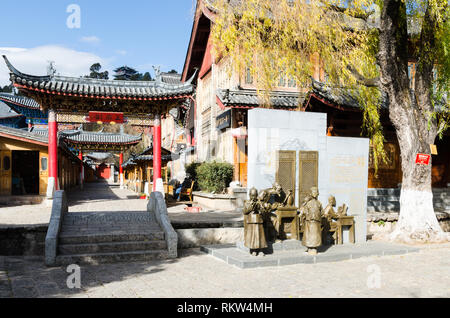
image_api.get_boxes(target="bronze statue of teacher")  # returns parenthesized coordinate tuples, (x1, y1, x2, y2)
(302, 187, 323, 255)
(243, 188, 268, 256)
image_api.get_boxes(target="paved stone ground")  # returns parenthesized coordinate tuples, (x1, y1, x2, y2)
(0, 181, 241, 226)
(0, 242, 449, 298)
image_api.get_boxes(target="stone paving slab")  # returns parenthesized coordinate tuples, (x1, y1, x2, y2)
(201, 241, 421, 269)
(0, 243, 448, 298)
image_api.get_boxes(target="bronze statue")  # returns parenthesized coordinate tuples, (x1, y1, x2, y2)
(243, 188, 268, 256)
(322, 195, 339, 245)
(266, 182, 286, 210)
(258, 189, 279, 243)
(323, 195, 339, 221)
(337, 203, 348, 216)
(283, 189, 295, 207)
(302, 187, 323, 255)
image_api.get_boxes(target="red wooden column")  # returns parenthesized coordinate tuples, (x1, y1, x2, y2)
(78, 151, 84, 189)
(48, 108, 59, 196)
(153, 113, 162, 192)
(119, 152, 124, 188)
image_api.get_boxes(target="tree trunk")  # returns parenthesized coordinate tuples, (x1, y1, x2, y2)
(378, 0, 449, 243)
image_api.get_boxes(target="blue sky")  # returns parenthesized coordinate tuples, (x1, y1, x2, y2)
(0, 0, 196, 85)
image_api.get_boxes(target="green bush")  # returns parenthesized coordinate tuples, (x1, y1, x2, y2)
(196, 161, 234, 193)
(185, 162, 201, 180)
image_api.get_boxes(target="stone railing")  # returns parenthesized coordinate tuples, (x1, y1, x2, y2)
(45, 191, 68, 267)
(147, 192, 178, 258)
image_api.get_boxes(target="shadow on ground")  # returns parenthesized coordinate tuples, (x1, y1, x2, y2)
(0, 249, 200, 298)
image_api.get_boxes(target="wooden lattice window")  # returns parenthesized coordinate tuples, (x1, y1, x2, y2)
(276, 151, 296, 199)
(298, 151, 318, 204)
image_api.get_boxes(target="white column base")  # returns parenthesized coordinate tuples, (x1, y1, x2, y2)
(120, 174, 124, 189)
(46, 177, 56, 199)
(144, 182, 150, 196)
(155, 178, 164, 195)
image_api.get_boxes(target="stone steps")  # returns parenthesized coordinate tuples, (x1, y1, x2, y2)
(55, 249, 170, 265)
(55, 211, 169, 265)
(58, 240, 167, 255)
(59, 231, 165, 244)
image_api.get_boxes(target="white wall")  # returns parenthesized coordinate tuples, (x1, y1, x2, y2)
(248, 108, 369, 243)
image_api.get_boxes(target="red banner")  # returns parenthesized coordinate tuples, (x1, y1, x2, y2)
(88, 112, 124, 124)
(415, 153, 431, 165)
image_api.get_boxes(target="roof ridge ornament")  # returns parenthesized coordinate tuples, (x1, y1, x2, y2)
(186, 68, 199, 84)
(47, 61, 57, 77)
(153, 65, 162, 82)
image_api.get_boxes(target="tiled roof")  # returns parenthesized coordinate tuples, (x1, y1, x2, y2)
(0, 93, 40, 109)
(3, 56, 194, 100)
(310, 78, 389, 110)
(217, 89, 304, 108)
(134, 153, 179, 162)
(28, 127, 142, 145)
(0, 101, 21, 119)
(0, 125, 47, 144)
(85, 152, 113, 161)
(61, 129, 142, 145)
(160, 72, 182, 85)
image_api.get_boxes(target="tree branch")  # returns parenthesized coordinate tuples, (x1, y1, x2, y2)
(347, 65, 380, 87)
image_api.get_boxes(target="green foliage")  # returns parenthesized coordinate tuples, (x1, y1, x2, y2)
(185, 162, 201, 182)
(211, 0, 450, 171)
(0, 85, 12, 93)
(86, 63, 109, 79)
(195, 161, 234, 193)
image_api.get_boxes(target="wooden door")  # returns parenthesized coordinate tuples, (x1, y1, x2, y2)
(234, 137, 248, 187)
(276, 150, 296, 199)
(298, 151, 319, 204)
(0, 151, 12, 195)
(39, 152, 48, 195)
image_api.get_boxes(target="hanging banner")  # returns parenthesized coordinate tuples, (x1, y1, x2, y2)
(415, 153, 431, 165)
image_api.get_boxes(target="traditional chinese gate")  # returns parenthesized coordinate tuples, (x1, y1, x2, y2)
(3, 55, 195, 198)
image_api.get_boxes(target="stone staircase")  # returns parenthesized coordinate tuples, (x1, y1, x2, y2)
(367, 188, 450, 213)
(55, 212, 170, 265)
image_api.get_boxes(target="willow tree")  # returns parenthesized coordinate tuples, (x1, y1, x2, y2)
(210, 0, 449, 243)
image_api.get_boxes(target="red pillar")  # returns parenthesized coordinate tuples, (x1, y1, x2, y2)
(48, 108, 59, 191)
(78, 151, 84, 187)
(153, 113, 162, 191)
(119, 152, 124, 188)
(119, 153, 124, 175)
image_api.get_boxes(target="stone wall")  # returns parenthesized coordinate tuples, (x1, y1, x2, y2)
(0, 225, 47, 256)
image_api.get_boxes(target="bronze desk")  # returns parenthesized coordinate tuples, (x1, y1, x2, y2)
(335, 216, 355, 244)
(276, 207, 300, 241)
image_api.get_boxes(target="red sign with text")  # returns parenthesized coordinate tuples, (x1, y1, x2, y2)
(88, 112, 124, 124)
(415, 153, 431, 165)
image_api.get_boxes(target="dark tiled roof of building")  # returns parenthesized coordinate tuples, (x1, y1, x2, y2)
(310, 78, 389, 110)
(134, 153, 179, 162)
(85, 152, 114, 161)
(28, 127, 142, 146)
(3, 56, 194, 100)
(0, 93, 40, 109)
(0, 101, 21, 119)
(61, 129, 142, 145)
(160, 72, 182, 85)
(0, 125, 48, 144)
(217, 89, 304, 108)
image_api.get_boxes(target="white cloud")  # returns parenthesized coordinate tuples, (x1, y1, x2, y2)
(115, 50, 127, 56)
(0, 45, 110, 86)
(80, 36, 100, 44)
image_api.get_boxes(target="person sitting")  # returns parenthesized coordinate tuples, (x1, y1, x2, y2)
(175, 174, 192, 201)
